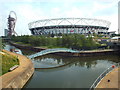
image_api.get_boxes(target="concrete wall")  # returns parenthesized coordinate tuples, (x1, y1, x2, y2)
(55, 50, 118, 57)
(1, 50, 34, 89)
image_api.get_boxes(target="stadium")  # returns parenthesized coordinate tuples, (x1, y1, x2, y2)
(28, 18, 111, 35)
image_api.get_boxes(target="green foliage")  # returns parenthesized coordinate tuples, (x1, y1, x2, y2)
(11, 34, 99, 50)
(1, 52, 19, 75)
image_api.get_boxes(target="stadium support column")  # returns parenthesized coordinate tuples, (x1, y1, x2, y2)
(87, 26, 90, 35)
(55, 27, 57, 36)
(84, 27, 87, 35)
(67, 28, 68, 34)
(81, 28, 84, 34)
(73, 26, 75, 34)
(63, 28, 64, 34)
(81, 28, 83, 34)
(88, 27, 91, 35)
(91, 27, 93, 35)
(105, 28, 108, 35)
(91, 28, 94, 35)
(63, 28, 65, 34)
(78, 28, 80, 34)
(96, 28, 99, 34)
(56, 26, 58, 36)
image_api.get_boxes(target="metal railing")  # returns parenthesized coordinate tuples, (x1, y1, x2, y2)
(89, 63, 120, 90)
(28, 48, 80, 59)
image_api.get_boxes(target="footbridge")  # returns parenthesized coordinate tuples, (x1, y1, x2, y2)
(28, 48, 80, 59)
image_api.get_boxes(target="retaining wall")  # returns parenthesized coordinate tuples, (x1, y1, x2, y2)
(55, 50, 119, 57)
(1, 50, 34, 89)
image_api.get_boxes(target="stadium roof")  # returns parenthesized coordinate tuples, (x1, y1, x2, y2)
(28, 18, 111, 29)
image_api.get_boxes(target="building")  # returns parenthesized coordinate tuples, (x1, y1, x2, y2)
(107, 31, 116, 35)
(4, 29, 8, 36)
(118, 1, 120, 34)
(110, 36, 120, 42)
(28, 18, 111, 36)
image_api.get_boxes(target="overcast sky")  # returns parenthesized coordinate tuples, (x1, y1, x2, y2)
(0, 0, 119, 36)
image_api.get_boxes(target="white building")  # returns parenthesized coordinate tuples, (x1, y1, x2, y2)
(4, 29, 8, 36)
(118, 1, 120, 34)
(110, 36, 120, 42)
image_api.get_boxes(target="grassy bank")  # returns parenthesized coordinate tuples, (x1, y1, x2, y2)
(1, 51, 19, 75)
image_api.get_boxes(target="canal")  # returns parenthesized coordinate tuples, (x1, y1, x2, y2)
(4, 44, 120, 88)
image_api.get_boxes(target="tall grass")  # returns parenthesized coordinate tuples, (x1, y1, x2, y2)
(1, 51, 19, 75)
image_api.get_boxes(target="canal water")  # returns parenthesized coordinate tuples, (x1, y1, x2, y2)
(4, 44, 120, 88)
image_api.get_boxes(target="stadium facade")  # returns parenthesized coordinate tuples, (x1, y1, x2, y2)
(28, 18, 111, 35)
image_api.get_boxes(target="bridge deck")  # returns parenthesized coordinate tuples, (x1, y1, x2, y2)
(28, 48, 80, 59)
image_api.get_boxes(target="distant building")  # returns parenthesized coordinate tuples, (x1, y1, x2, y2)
(4, 29, 8, 36)
(110, 36, 120, 42)
(118, 29, 120, 34)
(107, 31, 116, 35)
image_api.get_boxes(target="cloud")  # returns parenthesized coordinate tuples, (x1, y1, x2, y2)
(65, 7, 84, 18)
(0, 0, 119, 36)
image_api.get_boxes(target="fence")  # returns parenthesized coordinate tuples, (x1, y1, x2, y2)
(89, 63, 120, 90)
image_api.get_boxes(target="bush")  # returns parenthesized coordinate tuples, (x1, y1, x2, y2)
(1, 52, 19, 75)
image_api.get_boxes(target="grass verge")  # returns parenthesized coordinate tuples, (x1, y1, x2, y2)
(1, 51, 19, 75)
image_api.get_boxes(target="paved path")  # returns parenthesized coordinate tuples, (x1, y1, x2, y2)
(96, 67, 120, 89)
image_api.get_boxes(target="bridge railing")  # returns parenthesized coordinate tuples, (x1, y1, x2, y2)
(28, 48, 80, 59)
(89, 63, 120, 90)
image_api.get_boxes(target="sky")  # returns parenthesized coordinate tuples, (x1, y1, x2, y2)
(118, 1, 120, 34)
(0, 0, 119, 36)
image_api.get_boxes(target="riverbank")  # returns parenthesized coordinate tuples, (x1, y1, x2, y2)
(9, 41, 119, 57)
(9, 41, 46, 52)
(96, 66, 120, 89)
(1, 51, 19, 75)
(7, 42, 120, 88)
(0, 50, 34, 89)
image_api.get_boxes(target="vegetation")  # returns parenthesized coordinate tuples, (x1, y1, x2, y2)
(11, 34, 101, 50)
(1, 51, 19, 75)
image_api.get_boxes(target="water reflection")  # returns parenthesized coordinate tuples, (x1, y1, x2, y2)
(4, 44, 22, 55)
(25, 55, 119, 88)
(32, 54, 119, 69)
(35, 61, 75, 72)
(20, 47, 120, 88)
